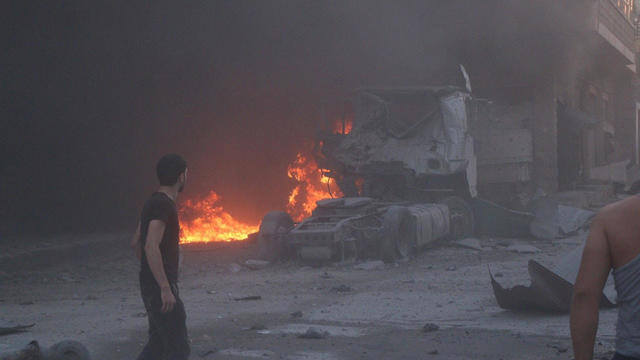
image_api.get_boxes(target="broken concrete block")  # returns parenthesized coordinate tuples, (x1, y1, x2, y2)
(244, 259, 270, 270)
(506, 244, 541, 254)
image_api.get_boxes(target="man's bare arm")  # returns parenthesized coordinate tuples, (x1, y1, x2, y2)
(131, 222, 141, 260)
(570, 214, 611, 360)
(144, 220, 176, 313)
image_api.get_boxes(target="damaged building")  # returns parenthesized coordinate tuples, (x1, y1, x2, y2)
(461, 0, 640, 205)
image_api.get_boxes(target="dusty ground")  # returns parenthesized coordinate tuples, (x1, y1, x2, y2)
(0, 233, 619, 360)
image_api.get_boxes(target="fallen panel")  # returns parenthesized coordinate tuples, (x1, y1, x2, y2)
(491, 260, 615, 313)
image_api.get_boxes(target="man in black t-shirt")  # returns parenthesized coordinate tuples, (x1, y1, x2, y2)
(131, 154, 190, 360)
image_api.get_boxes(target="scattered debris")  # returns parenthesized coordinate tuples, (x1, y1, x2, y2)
(198, 348, 218, 358)
(422, 323, 440, 333)
(547, 343, 569, 353)
(228, 263, 243, 273)
(558, 205, 595, 235)
(506, 244, 541, 254)
(0, 340, 91, 359)
(0, 323, 35, 336)
(353, 261, 385, 271)
(298, 327, 329, 339)
(330, 284, 352, 293)
(490, 259, 615, 313)
(529, 198, 594, 239)
(244, 259, 270, 270)
(454, 238, 483, 251)
(290, 311, 303, 318)
(233, 296, 262, 301)
(206, 290, 216, 295)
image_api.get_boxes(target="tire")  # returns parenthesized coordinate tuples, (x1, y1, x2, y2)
(257, 211, 294, 262)
(380, 206, 414, 263)
(47, 340, 91, 360)
(439, 196, 475, 240)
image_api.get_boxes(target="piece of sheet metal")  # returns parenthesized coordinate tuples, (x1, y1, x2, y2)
(491, 258, 615, 313)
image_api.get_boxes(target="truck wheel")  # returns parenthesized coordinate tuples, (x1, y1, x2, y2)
(380, 206, 414, 262)
(47, 340, 91, 360)
(440, 196, 474, 240)
(258, 211, 294, 261)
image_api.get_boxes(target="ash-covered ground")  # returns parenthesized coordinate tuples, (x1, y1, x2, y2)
(0, 232, 618, 359)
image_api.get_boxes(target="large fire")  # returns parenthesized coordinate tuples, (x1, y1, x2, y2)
(179, 191, 259, 243)
(179, 150, 342, 243)
(286, 152, 343, 222)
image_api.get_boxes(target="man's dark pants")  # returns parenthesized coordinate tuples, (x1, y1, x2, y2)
(137, 282, 190, 360)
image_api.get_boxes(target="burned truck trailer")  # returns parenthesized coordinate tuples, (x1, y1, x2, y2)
(258, 85, 486, 263)
(258, 87, 480, 262)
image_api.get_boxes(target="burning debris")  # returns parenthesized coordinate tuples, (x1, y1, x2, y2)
(286, 151, 343, 222)
(179, 191, 259, 243)
(179, 147, 341, 243)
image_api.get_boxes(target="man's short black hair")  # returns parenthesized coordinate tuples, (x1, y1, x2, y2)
(156, 154, 187, 186)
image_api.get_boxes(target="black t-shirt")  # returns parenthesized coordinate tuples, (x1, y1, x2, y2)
(139, 192, 180, 291)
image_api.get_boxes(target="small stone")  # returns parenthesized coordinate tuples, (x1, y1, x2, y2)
(494, 273, 504, 278)
(330, 284, 352, 293)
(291, 311, 303, 318)
(353, 260, 385, 270)
(228, 263, 243, 273)
(506, 244, 541, 254)
(86, 295, 99, 300)
(446, 266, 457, 271)
(320, 272, 333, 279)
(249, 324, 267, 331)
(428, 349, 439, 355)
(20, 300, 34, 306)
(422, 323, 440, 333)
(132, 312, 147, 318)
(244, 259, 270, 270)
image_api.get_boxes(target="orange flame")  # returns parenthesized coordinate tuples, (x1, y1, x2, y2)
(179, 191, 258, 243)
(179, 149, 344, 243)
(332, 118, 353, 134)
(286, 152, 343, 222)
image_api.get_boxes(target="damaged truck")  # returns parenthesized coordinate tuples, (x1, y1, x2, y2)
(258, 78, 534, 263)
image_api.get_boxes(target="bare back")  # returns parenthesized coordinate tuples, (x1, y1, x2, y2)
(600, 195, 640, 270)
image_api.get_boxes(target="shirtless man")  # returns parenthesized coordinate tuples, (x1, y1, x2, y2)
(571, 195, 640, 360)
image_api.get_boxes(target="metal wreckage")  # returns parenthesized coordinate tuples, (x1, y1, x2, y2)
(255, 68, 609, 314)
(257, 67, 531, 263)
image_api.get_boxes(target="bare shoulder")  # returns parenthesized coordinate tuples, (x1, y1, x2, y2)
(596, 196, 640, 222)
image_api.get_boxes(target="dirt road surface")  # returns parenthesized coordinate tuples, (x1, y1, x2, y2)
(0, 233, 618, 359)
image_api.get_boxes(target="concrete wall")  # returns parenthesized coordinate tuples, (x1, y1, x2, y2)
(532, 76, 559, 193)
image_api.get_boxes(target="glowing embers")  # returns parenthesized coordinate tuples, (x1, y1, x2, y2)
(179, 191, 258, 243)
(286, 152, 342, 222)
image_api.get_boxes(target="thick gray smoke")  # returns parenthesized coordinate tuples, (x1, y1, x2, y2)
(1, 0, 590, 234)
